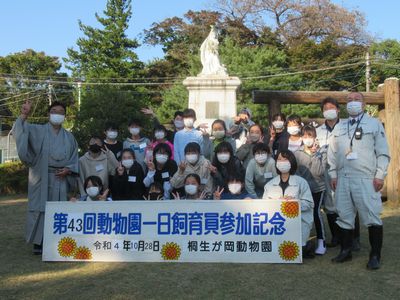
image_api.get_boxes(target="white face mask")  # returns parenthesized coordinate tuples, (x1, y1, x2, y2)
(174, 120, 184, 129)
(347, 101, 363, 116)
(156, 154, 168, 164)
(228, 183, 242, 194)
(287, 126, 300, 135)
(106, 130, 118, 139)
(183, 118, 194, 128)
(323, 109, 338, 120)
(254, 153, 268, 164)
(154, 131, 165, 140)
(185, 154, 199, 164)
(213, 130, 225, 139)
(272, 120, 284, 129)
(303, 138, 314, 147)
(217, 153, 230, 164)
(86, 186, 99, 198)
(129, 127, 140, 135)
(49, 114, 65, 125)
(249, 134, 260, 143)
(122, 159, 134, 169)
(276, 161, 291, 174)
(185, 184, 198, 195)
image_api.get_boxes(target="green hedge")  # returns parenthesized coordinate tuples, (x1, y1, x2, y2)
(0, 161, 28, 195)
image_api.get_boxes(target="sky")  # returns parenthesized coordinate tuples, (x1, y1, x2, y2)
(0, 0, 399, 72)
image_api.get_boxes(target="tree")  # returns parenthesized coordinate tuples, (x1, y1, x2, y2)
(64, 0, 149, 148)
(0, 49, 70, 127)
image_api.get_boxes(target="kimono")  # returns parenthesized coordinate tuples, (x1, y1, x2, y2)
(14, 117, 79, 245)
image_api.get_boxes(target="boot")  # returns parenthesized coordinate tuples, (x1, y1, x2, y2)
(332, 227, 353, 263)
(367, 226, 383, 270)
(352, 214, 361, 252)
(326, 213, 339, 248)
(315, 239, 326, 255)
(302, 240, 315, 259)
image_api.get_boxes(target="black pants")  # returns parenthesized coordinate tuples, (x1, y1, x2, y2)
(312, 191, 326, 240)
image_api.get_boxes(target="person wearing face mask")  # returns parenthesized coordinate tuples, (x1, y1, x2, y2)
(286, 115, 303, 153)
(173, 108, 204, 164)
(78, 176, 110, 201)
(103, 122, 123, 159)
(263, 150, 314, 258)
(214, 174, 254, 200)
(245, 143, 277, 198)
(141, 107, 184, 143)
(172, 173, 211, 200)
(210, 142, 244, 193)
(14, 100, 79, 254)
(203, 119, 236, 161)
(144, 182, 165, 200)
(170, 142, 213, 195)
(236, 124, 266, 169)
(111, 149, 145, 200)
(123, 119, 151, 172)
(230, 107, 256, 149)
(78, 136, 118, 196)
(143, 143, 178, 200)
(294, 125, 327, 255)
(270, 113, 290, 158)
(328, 92, 390, 270)
(149, 125, 174, 160)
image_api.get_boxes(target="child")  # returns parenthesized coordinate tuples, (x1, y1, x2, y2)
(294, 125, 327, 255)
(245, 142, 277, 198)
(286, 115, 303, 152)
(211, 141, 244, 192)
(103, 122, 123, 159)
(149, 124, 174, 160)
(144, 182, 164, 200)
(143, 143, 178, 200)
(214, 174, 254, 200)
(112, 149, 145, 200)
(203, 119, 236, 161)
(172, 173, 211, 200)
(262, 150, 314, 258)
(79, 175, 110, 201)
(230, 107, 255, 149)
(78, 136, 118, 196)
(236, 124, 265, 169)
(123, 118, 150, 172)
(270, 113, 289, 158)
(170, 142, 213, 195)
(173, 108, 204, 164)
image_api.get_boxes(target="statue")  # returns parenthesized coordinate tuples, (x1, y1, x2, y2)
(199, 25, 228, 76)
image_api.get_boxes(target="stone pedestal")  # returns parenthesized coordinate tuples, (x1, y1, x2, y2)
(183, 75, 241, 130)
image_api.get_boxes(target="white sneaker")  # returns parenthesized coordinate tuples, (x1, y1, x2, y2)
(315, 239, 326, 255)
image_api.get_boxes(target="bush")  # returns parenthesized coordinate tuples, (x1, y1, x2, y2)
(0, 161, 28, 195)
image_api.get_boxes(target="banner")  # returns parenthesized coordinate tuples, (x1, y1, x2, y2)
(43, 200, 302, 263)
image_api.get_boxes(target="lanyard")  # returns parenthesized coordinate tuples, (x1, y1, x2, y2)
(347, 113, 364, 149)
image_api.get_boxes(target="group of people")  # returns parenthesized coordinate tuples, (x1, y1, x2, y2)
(15, 91, 390, 270)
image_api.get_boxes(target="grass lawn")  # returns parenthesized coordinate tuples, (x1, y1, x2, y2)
(1, 195, 399, 299)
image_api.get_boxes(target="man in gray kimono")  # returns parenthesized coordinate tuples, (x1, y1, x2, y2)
(14, 100, 79, 254)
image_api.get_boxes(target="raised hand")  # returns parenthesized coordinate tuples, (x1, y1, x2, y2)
(213, 186, 224, 200)
(199, 190, 208, 200)
(116, 161, 125, 176)
(208, 164, 217, 175)
(141, 107, 155, 117)
(21, 100, 32, 120)
(172, 191, 181, 200)
(178, 161, 187, 174)
(98, 189, 109, 201)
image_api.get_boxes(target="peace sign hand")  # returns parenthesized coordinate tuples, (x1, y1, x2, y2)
(208, 164, 217, 175)
(98, 189, 109, 201)
(178, 161, 187, 174)
(213, 186, 224, 200)
(117, 161, 125, 176)
(172, 191, 181, 200)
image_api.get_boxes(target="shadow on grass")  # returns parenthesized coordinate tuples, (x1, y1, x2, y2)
(1, 196, 399, 299)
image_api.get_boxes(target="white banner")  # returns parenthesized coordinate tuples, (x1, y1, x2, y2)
(43, 200, 302, 263)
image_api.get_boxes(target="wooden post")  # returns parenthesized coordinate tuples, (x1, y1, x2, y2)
(384, 78, 400, 207)
(268, 99, 281, 123)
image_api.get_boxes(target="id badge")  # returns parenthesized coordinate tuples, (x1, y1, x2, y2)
(346, 152, 358, 160)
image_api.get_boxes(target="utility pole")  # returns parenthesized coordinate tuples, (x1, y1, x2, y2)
(366, 51, 371, 92)
(77, 81, 82, 110)
(47, 83, 53, 105)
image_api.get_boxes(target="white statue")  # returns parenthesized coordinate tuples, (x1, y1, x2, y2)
(199, 25, 228, 76)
